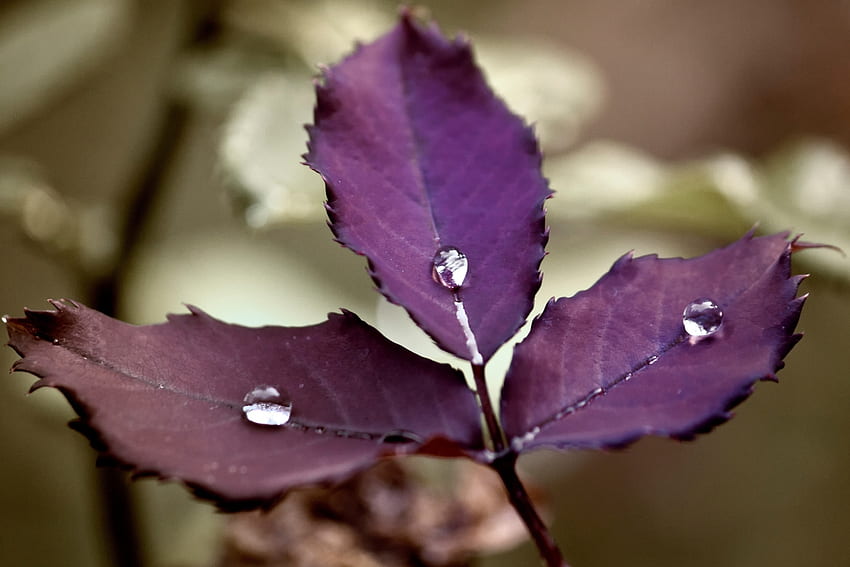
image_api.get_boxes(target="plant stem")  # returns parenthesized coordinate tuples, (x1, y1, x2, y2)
(471, 363, 506, 452)
(471, 363, 569, 567)
(493, 452, 569, 567)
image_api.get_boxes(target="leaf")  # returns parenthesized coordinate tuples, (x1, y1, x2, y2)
(6, 300, 482, 508)
(500, 232, 808, 451)
(304, 12, 551, 363)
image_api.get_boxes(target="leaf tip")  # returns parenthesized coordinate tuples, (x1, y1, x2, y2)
(181, 304, 207, 317)
(790, 273, 810, 287)
(47, 298, 79, 311)
(742, 224, 761, 240)
(398, 5, 431, 28)
(335, 308, 365, 325)
(610, 250, 635, 272)
(789, 235, 845, 257)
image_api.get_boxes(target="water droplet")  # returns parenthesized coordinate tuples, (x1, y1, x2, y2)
(432, 245, 468, 290)
(244, 385, 281, 404)
(511, 426, 542, 452)
(482, 449, 500, 462)
(682, 298, 724, 337)
(242, 402, 292, 426)
(1, 315, 8, 324)
(241, 385, 292, 426)
(380, 430, 423, 444)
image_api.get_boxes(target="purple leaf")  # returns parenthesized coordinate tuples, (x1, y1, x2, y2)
(305, 13, 550, 363)
(6, 301, 482, 508)
(500, 232, 807, 451)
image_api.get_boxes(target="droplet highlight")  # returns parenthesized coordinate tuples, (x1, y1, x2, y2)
(682, 298, 724, 337)
(432, 245, 468, 290)
(242, 385, 292, 426)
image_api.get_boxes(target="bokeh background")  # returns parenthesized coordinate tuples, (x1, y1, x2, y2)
(1, 1, 848, 566)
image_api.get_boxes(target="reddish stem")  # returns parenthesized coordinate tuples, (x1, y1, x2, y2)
(471, 363, 506, 452)
(471, 363, 569, 567)
(493, 452, 569, 567)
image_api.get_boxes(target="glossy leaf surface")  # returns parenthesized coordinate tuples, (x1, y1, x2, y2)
(305, 13, 550, 362)
(6, 301, 482, 507)
(501, 232, 807, 450)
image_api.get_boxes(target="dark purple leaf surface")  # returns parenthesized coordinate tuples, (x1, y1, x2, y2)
(6, 301, 482, 507)
(500, 232, 807, 451)
(305, 13, 550, 362)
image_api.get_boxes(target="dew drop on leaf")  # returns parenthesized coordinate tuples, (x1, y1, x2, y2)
(241, 385, 292, 426)
(432, 246, 468, 290)
(243, 385, 282, 404)
(682, 298, 724, 337)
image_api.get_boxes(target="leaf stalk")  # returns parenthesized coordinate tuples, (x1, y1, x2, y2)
(493, 452, 570, 567)
(472, 363, 569, 567)
(471, 363, 506, 453)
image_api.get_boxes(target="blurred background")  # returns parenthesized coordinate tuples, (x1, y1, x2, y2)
(1, 1, 848, 566)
